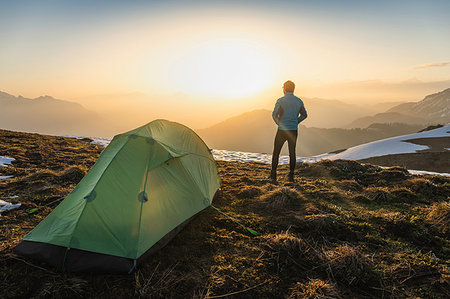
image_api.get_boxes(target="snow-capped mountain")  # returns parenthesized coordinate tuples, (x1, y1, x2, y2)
(388, 88, 450, 120)
(348, 88, 450, 128)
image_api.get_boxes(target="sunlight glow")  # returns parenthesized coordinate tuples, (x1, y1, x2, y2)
(167, 38, 275, 98)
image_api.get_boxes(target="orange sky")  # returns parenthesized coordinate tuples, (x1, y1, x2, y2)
(1, 0, 449, 128)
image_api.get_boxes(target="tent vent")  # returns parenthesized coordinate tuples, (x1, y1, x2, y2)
(84, 191, 96, 202)
(138, 191, 148, 202)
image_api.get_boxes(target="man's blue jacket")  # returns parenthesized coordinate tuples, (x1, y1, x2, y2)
(272, 92, 308, 130)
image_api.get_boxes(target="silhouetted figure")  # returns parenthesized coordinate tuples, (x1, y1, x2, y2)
(270, 80, 308, 182)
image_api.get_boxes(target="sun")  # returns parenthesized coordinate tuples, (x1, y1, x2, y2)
(167, 38, 275, 98)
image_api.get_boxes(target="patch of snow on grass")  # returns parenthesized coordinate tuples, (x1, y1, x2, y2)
(408, 169, 450, 177)
(88, 137, 112, 147)
(0, 156, 14, 167)
(211, 149, 318, 164)
(67, 126, 450, 177)
(212, 149, 285, 164)
(66, 135, 112, 147)
(0, 175, 13, 180)
(2, 195, 19, 199)
(0, 200, 21, 214)
(314, 125, 450, 161)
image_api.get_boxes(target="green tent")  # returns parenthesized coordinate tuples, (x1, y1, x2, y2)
(15, 120, 221, 273)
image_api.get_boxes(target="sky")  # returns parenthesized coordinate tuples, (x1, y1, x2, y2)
(1, 0, 449, 127)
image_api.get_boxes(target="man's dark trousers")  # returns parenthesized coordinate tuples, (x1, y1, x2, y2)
(271, 129, 298, 175)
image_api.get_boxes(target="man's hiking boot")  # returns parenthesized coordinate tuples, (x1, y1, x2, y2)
(288, 172, 295, 182)
(269, 172, 277, 183)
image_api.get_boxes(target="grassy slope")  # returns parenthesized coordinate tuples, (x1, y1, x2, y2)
(0, 129, 449, 298)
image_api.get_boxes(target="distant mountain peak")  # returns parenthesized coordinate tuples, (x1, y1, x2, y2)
(0, 91, 17, 100)
(34, 95, 55, 100)
(348, 87, 450, 128)
(0, 90, 106, 136)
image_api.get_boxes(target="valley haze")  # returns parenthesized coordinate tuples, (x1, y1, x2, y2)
(3, 87, 447, 156)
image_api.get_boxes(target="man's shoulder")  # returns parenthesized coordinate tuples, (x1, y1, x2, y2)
(292, 94, 304, 104)
(287, 94, 303, 103)
(277, 94, 304, 104)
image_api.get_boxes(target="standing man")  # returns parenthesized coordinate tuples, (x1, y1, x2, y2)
(270, 80, 307, 182)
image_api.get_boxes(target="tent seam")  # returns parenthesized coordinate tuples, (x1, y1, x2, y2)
(134, 153, 152, 259)
(122, 120, 218, 165)
(66, 136, 130, 250)
(178, 154, 218, 200)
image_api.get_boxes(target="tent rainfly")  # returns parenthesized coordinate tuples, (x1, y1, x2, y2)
(15, 120, 221, 273)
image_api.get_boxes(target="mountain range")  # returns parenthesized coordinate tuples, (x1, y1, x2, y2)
(1, 87, 448, 155)
(347, 88, 450, 128)
(196, 110, 423, 156)
(0, 92, 119, 137)
(289, 98, 403, 128)
(197, 88, 449, 155)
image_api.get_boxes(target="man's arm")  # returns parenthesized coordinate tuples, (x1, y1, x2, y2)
(298, 105, 308, 124)
(272, 100, 282, 125)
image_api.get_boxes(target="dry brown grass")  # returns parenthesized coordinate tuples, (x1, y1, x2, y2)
(134, 263, 184, 298)
(235, 185, 264, 199)
(364, 187, 393, 201)
(260, 187, 305, 210)
(323, 245, 380, 290)
(1, 128, 449, 298)
(428, 202, 450, 234)
(264, 230, 314, 259)
(288, 279, 340, 299)
(39, 276, 88, 298)
(389, 186, 418, 202)
(333, 179, 363, 192)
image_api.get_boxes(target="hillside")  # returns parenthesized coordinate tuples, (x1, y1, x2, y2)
(316, 125, 450, 173)
(197, 110, 422, 156)
(0, 91, 118, 137)
(1, 129, 449, 298)
(347, 112, 428, 129)
(293, 98, 377, 128)
(388, 88, 450, 121)
(348, 88, 450, 128)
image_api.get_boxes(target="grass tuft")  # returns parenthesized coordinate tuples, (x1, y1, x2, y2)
(428, 202, 450, 234)
(288, 279, 340, 299)
(323, 245, 381, 290)
(260, 187, 304, 209)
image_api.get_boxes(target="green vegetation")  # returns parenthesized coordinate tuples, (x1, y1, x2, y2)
(0, 129, 449, 298)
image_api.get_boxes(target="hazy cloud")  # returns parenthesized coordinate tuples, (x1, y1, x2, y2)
(415, 62, 450, 69)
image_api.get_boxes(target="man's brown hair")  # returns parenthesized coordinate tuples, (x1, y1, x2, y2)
(283, 80, 295, 92)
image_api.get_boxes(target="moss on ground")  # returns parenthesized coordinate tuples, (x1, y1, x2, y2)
(0, 128, 449, 298)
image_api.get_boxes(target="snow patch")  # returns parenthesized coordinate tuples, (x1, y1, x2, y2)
(86, 137, 112, 147)
(65, 135, 112, 147)
(69, 126, 450, 177)
(0, 175, 13, 180)
(0, 156, 14, 167)
(408, 169, 450, 177)
(0, 200, 21, 214)
(211, 149, 319, 164)
(314, 125, 450, 161)
(2, 195, 19, 199)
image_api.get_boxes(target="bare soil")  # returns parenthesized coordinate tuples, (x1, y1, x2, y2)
(360, 151, 450, 173)
(403, 136, 450, 152)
